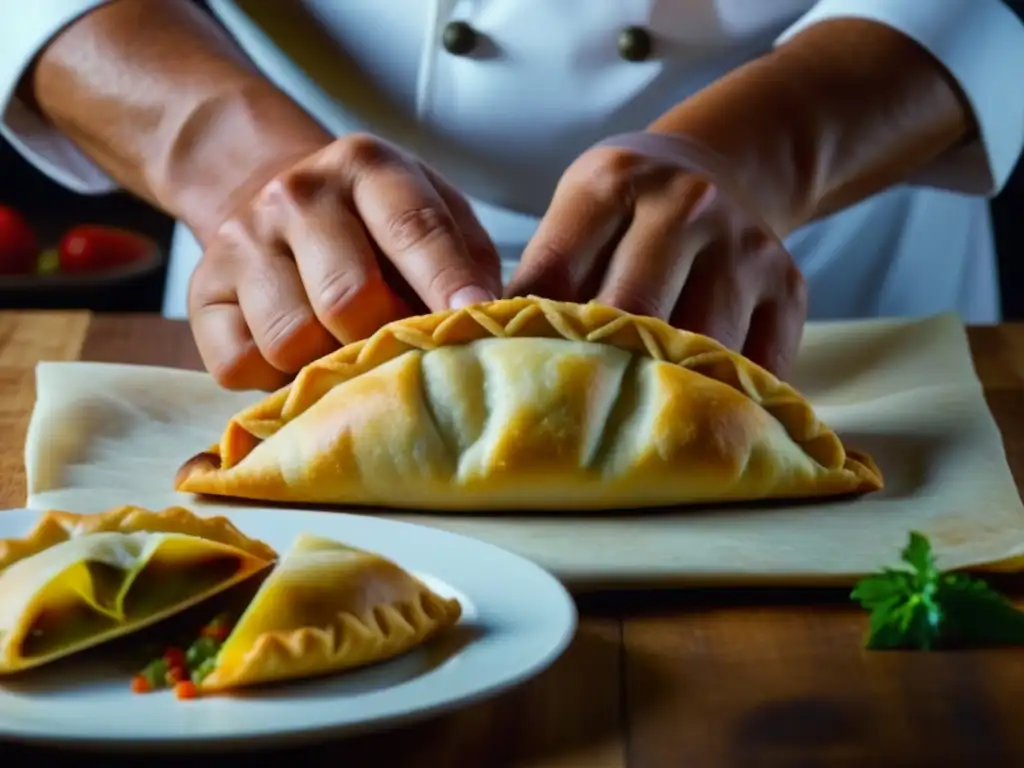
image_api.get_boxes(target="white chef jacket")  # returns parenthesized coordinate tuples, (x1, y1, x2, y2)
(2, 0, 1023, 324)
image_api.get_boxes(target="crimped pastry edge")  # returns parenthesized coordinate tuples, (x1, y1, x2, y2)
(178, 296, 883, 491)
(0, 504, 277, 573)
(199, 580, 462, 691)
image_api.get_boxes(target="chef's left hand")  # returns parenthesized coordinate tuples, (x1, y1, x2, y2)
(506, 132, 807, 379)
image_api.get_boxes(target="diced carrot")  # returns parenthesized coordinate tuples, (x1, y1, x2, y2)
(174, 680, 199, 700)
(131, 675, 152, 694)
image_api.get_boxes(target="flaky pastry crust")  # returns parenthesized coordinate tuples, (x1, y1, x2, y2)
(0, 505, 276, 572)
(0, 508, 276, 673)
(198, 533, 462, 692)
(175, 296, 882, 510)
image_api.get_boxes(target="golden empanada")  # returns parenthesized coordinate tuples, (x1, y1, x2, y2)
(175, 297, 882, 510)
(0, 506, 275, 673)
(193, 532, 462, 692)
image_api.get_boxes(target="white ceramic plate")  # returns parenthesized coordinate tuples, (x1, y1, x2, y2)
(0, 506, 577, 752)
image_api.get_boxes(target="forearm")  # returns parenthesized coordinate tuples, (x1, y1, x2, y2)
(25, 0, 332, 244)
(649, 18, 973, 237)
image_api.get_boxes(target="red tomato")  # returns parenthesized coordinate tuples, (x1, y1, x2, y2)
(58, 225, 151, 273)
(0, 205, 39, 275)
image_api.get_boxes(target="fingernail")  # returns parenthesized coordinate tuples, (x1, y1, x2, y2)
(448, 286, 496, 310)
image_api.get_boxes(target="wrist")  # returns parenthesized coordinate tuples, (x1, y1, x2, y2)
(646, 53, 814, 238)
(153, 82, 333, 245)
(648, 18, 972, 235)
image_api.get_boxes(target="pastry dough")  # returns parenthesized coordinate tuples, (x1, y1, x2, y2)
(0, 505, 277, 571)
(0, 506, 275, 673)
(197, 532, 462, 692)
(176, 297, 883, 510)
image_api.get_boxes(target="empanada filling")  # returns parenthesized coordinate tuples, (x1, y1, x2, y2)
(22, 604, 119, 659)
(20, 554, 245, 660)
(121, 555, 243, 619)
(132, 611, 236, 698)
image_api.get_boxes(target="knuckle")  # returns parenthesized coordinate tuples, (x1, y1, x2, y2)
(527, 240, 573, 273)
(465, 234, 502, 273)
(335, 132, 393, 171)
(602, 282, 668, 320)
(738, 227, 775, 258)
(424, 261, 476, 303)
(210, 214, 257, 254)
(259, 309, 317, 368)
(253, 176, 292, 212)
(737, 230, 806, 309)
(783, 262, 808, 306)
(514, 244, 578, 299)
(574, 148, 636, 205)
(315, 271, 375, 322)
(208, 352, 252, 391)
(584, 146, 638, 178)
(386, 206, 455, 253)
(187, 266, 216, 315)
(667, 172, 714, 210)
(188, 251, 217, 291)
(251, 171, 337, 236)
(249, 177, 303, 234)
(195, 330, 264, 391)
(206, 214, 281, 271)
(278, 169, 328, 207)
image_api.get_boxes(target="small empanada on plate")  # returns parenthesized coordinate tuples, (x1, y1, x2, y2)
(0, 506, 275, 673)
(175, 296, 883, 510)
(194, 532, 462, 692)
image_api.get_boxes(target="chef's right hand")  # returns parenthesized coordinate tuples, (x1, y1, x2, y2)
(189, 134, 501, 391)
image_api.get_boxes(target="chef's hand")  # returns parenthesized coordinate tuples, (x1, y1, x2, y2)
(507, 132, 807, 379)
(189, 134, 501, 391)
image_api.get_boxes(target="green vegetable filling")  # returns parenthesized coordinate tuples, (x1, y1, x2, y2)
(186, 635, 219, 668)
(22, 605, 119, 659)
(122, 558, 242, 619)
(141, 658, 169, 690)
(191, 657, 218, 685)
(23, 556, 242, 660)
(134, 612, 234, 690)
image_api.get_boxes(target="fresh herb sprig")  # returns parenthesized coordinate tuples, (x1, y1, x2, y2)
(850, 531, 1024, 650)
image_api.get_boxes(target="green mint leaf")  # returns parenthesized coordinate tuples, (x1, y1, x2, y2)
(866, 610, 910, 650)
(901, 531, 937, 583)
(864, 592, 915, 649)
(852, 531, 942, 651)
(863, 590, 942, 650)
(852, 593, 939, 651)
(937, 573, 1024, 646)
(850, 570, 913, 610)
(853, 531, 1024, 650)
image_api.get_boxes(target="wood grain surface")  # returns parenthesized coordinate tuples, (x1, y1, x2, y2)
(1, 313, 1023, 768)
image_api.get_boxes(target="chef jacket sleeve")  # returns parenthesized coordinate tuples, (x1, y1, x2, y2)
(0, 0, 120, 194)
(777, 0, 1024, 197)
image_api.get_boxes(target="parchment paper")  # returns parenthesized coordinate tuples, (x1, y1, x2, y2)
(22, 314, 1024, 589)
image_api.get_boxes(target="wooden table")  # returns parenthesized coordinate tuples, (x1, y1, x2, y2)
(2, 311, 1023, 767)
